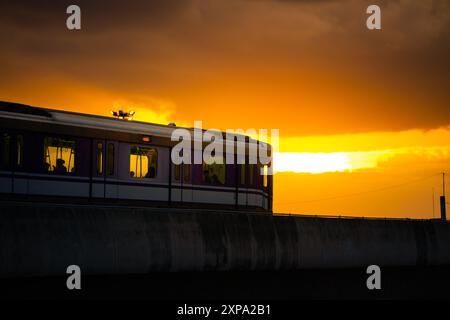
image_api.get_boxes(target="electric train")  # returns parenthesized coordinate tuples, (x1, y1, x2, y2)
(0, 101, 272, 211)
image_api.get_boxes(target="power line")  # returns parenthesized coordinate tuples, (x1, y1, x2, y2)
(284, 173, 440, 205)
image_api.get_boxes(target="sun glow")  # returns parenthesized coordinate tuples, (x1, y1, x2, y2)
(274, 146, 450, 174)
(274, 152, 352, 174)
(273, 128, 450, 175)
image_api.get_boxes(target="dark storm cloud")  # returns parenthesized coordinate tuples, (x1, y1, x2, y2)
(0, 1, 195, 86)
(0, 0, 449, 135)
(0, 0, 190, 27)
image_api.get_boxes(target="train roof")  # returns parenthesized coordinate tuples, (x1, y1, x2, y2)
(0, 101, 271, 149)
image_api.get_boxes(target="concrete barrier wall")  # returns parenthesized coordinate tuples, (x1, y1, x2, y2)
(1, 203, 450, 278)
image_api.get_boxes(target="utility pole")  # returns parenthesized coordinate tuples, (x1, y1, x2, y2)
(440, 172, 446, 221)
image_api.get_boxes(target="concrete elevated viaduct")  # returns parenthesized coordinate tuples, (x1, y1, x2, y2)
(0, 202, 449, 278)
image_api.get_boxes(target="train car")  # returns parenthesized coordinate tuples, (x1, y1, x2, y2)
(0, 101, 272, 212)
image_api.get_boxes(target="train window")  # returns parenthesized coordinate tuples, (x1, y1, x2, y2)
(107, 143, 114, 176)
(263, 165, 268, 188)
(130, 146, 157, 179)
(16, 135, 24, 168)
(240, 164, 246, 185)
(96, 143, 103, 175)
(1, 133, 10, 168)
(202, 156, 226, 185)
(183, 164, 190, 182)
(44, 137, 76, 174)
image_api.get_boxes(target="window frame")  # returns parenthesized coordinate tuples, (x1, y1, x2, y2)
(129, 145, 158, 179)
(263, 165, 268, 188)
(107, 143, 115, 176)
(16, 134, 24, 169)
(95, 142, 104, 176)
(43, 136, 76, 175)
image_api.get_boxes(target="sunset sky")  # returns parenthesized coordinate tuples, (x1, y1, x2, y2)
(1, 0, 449, 218)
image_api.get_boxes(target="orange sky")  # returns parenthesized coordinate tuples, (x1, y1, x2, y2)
(0, 0, 449, 218)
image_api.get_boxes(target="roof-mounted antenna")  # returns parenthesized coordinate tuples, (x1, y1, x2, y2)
(111, 110, 135, 121)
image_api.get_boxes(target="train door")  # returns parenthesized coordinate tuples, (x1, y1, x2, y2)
(172, 163, 193, 205)
(181, 163, 193, 204)
(11, 133, 26, 194)
(126, 144, 168, 202)
(92, 140, 105, 198)
(0, 132, 12, 194)
(0, 131, 27, 195)
(238, 163, 248, 208)
(104, 140, 118, 199)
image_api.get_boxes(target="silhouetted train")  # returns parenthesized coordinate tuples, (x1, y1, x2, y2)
(0, 101, 272, 211)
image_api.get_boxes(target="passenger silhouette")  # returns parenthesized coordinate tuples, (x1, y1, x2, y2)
(54, 158, 67, 173)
